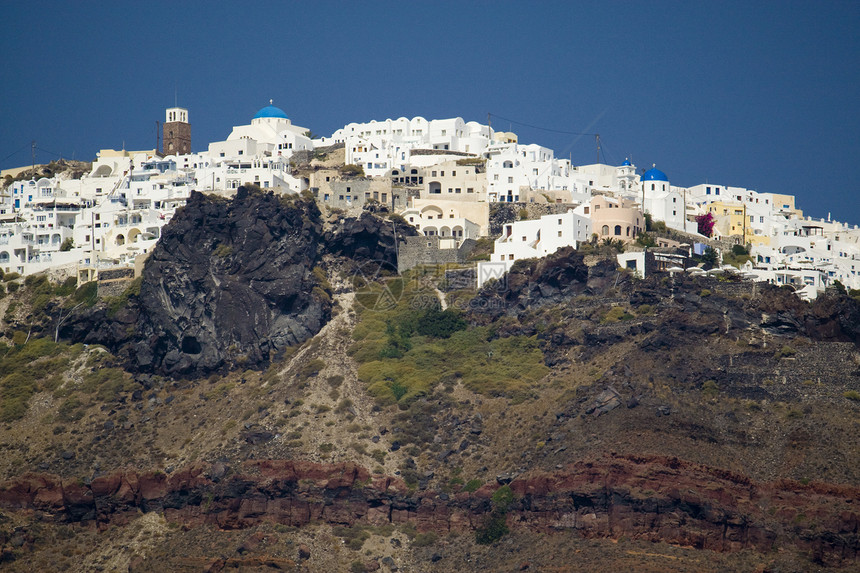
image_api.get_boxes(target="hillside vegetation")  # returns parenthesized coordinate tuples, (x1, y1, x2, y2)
(0, 193, 858, 572)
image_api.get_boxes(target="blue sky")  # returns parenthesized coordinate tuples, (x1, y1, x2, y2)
(2, 1, 858, 224)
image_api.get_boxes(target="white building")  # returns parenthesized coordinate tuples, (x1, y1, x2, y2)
(333, 117, 492, 177)
(485, 142, 590, 204)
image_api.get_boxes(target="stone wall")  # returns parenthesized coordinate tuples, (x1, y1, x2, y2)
(489, 203, 577, 238)
(398, 236, 476, 273)
(97, 267, 136, 298)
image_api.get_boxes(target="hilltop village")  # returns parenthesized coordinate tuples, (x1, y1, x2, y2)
(2, 103, 859, 299)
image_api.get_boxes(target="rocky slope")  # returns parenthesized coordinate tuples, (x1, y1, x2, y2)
(1, 198, 859, 572)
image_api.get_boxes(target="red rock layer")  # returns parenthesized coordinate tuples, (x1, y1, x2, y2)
(1, 454, 857, 566)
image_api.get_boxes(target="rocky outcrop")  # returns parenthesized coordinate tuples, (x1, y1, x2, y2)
(324, 210, 417, 268)
(60, 189, 417, 377)
(1, 455, 857, 565)
(127, 188, 331, 376)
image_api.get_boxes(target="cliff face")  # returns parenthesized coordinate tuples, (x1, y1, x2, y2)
(60, 189, 413, 377)
(1, 455, 856, 566)
(129, 188, 331, 376)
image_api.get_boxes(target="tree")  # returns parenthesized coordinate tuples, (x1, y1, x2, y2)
(695, 212, 716, 237)
(702, 246, 718, 266)
(636, 232, 656, 248)
(340, 164, 365, 177)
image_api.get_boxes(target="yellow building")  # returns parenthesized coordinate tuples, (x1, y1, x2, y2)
(706, 201, 770, 246)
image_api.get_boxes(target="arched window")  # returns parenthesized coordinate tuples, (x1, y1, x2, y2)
(614, 225, 622, 235)
(626, 226, 630, 236)
(601, 225, 609, 236)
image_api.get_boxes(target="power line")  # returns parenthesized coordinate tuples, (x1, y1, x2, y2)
(488, 113, 598, 136)
(35, 146, 65, 159)
(0, 143, 31, 165)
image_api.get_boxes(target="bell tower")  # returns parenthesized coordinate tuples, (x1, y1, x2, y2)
(163, 107, 191, 155)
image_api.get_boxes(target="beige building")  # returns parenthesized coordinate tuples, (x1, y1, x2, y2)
(575, 195, 644, 243)
(408, 198, 490, 236)
(421, 160, 487, 202)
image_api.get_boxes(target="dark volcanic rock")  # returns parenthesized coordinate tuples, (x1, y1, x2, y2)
(324, 210, 417, 267)
(130, 189, 331, 376)
(61, 188, 417, 377)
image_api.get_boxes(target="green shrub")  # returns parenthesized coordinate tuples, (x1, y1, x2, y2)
(54, 276, 78, 296)
(775, 345, 797, 359)
(298, 358, 325, 380)
(601, 306, 633, 323)
(57, 396, 84, 422)
(844, 390, 860, 401)
(699, 289, 712, 298)
(463, 479, 482, 492)
(412, 531, 438, 547)
(72, 281, 98, 306)
(636, 232, 656, 248)
(475, 513, 508, 545)
(491, 485, 515, 512)
(702, 380, 719, 397)
(636, 304, 654, 316)
(416, 308, 466, 339)
(332, 525, 370, 551)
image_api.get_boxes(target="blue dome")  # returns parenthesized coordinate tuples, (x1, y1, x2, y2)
(621, 158, 632, 166)
(253, 104, 288, 119)
(641, 167, 669, 182)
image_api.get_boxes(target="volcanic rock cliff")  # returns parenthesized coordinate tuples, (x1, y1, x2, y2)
(61, 188, 414, 377)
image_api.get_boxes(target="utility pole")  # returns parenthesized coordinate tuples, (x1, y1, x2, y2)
(156, 120, 161, 154)
(31, 140, 36, 172)
(595, 134, 600, 164)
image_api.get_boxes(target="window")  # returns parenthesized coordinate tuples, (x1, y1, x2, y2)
(522, 236, 527, 241)
(508, 177, 514, 184)
(614, 225, 622, 235)
(558, 219, 562, 225)
(467, 188, 474, 193)
(509, 254, 514, 260)
(558, 231, 562, 237)
(602, 225, 609, 235)
(584, 207, 589, 214)
(452, 171, 456, 176)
